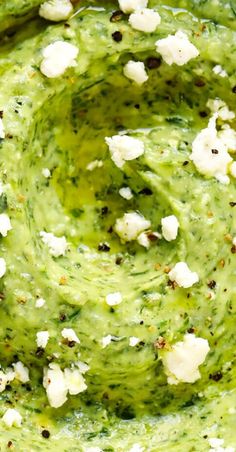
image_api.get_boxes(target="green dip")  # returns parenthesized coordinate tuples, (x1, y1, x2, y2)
(0, 0, 235, 450)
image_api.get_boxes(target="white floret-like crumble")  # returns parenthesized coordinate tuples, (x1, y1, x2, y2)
(207, 98, 235, 121)
(129, 336, 140, 347)
(2, 408, 22, 428)
(161, 333, 210, 385)
(105, 134, 145, 168)
(118, 0, 148, 14)
(61, 328, 80, 343)
(114, 212, 151, 242)
(86, 160, 103, 171)
(123, 61, 148, 85)
(212, 64, 228, 78)
(42, 167, 51, 178)
(40, 40, 79, 78)
(155, 31, 199, 66)
(168, 262, 199, 288)
(161, 215, 179, 241)
(0, 369, 15, 393)
(39, 0, 73, 22)
(105, 292, 123, 306)
(13, 361, 29, 383)
(208, 437, 235, 452)
(0, 213, 12, 237)
(129, 8, 161, 33)
(119, 186, 133, 200)
(36, 331, 49, 349)
(40, 231, 68, 257)
(129, 444, 144, 452)
(35, 297, 46, 308)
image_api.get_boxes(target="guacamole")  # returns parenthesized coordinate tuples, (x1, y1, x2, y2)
(0, 0, 235, 450)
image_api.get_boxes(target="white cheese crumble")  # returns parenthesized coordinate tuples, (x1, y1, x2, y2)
(101, 335, 114, 348)
(0, 213, 12, 237)
(13, 361, 29, 383)
(129, 444, 144, 452)
(155, 31, 199, 66)
(137, 231, 150, 248)
(36, 331, 49, 349)
(218, 125, 236, 152)
(114, 212, 151, 242)
(105, 135, 145, 168)
(0, 369, 15, 393)
(35, 297, 46, 308)
(123, 61, 148, 85)
(64, 368, 87, 395)
(208, 437, 235, 452)
(40, 41, 79, 78)
(2, 408, 22, 428)
(212, 65, 228, 78)
(0, 118, 5, 139)
(190, 114, 233, 184)
(119, 186, 133, 200)
(129, 336, 140, 347)
(129, 8, 161, 33)
(162, 334, 210, 384)
(86, 160, 103, 171)
(207, 99, 235, 121)
(105, 292, 122, 306)
(61, 328, 80, 343)
(39, 0, 73, 21)
(0, 258, 6, 278)
(43, 363, 68, 408)
(161, 215, 179, 241)
(169, 262, 199, 288)
(118, 0, 148, 13)
(40, 231, 68, 257)
(42, 168, 51, 178)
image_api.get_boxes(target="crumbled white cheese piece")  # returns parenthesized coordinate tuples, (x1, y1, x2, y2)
(101, 335, 114, 348)
(208, 437, 235, 452)
(161, 215, 179, 241)
(64, 368, 87, 395)
(118, 0, 148, 13)
(40, 231, 68, 257)
(129, 8, 161, 33)
(61, 328, 80, 343)
(207, 99, 235, 121)
(43, 363, 68, 408)
(105, 135, 145, 168)
(212, 65, 228, 78)
(76, 360, 90, 374)
(137, 231, 150, 248)
(106, 292, 122, 306)
(40, 41, 79, 78)
(86, 160, 103, 171)
(85, 448, 102, 452)
(155, 31, 199, 66)
(123, 61, 148, 85)
(129, 336, 140, 347)
(119, 186, 133, 200)
(218, 125, 236, 152)
(36, 331, 49, 349)
(129, 444, 144, 452)
(162, 334, 209, 384)
(190, 114, 233, 184)
(0, 118, 5, 139)
(39, 0, 73, 21)
(169, 262, 199, 288)
(42, 168, 51, 178)
(230, 162, 236, 178)
(114, 212, 151, 242)
(0, 369, 15, 393)
(0, 213, 12, 237)
(0, 258, 6, 278)
(13, 361, 29, 383)
(35, 297, 46, 308)
(2, 408, 22, 428)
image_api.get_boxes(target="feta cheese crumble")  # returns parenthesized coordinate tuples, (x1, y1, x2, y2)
(161, 215, 179, 241)
(13, 361, 29, 383)
(118, 0, 148, 14)
(86, 160, 103, 171)
(208, 437, 235, 452)
(207, 99, 235, 121)
(64, 368, 87, 395)
(101, 334, 113, 348)
(0, 118, 5, 139)
(155, 31, 199, 66)
(36, 331, 49, 349)
(42, 168, 51, 178)
(0, 213, 12, 237)
(129, 8, 161, 33)
(61, 328, 80, 343)
(40, 41, 79, 78)
(129, 444, 144, 452)
(43, 363, 68, 408)
(2, 408, 22, 428)
(40, 231, 68, 257)
(190, 114, 233, 184)
(105, 135, 145, 168)
(39, 0, 73, 22)
(119, 186, 133, 200)
(212, 65, 228, 78)
(114, 212, 151, 242)
(162, 333, 210, 384)
(0, 369, 15, 393)
(169, 262, 199, 288)
(0, 258, 6, 278)
(35, 297, 46, 308)
(106, 292, 122, 306)
(123, 61, 148, 85)
(129, 336, 140, 347)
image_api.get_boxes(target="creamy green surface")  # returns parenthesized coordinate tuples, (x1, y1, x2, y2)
(0, 0, 235, 450)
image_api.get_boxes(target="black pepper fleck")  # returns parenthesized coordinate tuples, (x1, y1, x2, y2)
(42, 429, 50, 439)
(232, 86, 236, 94)
(139, 187, 153, 196)
(229, 202, 236, 207)
(211, 148, 218, 154)
(98, 242, 110, 252)
(207, 280, 216, 289)
(231, 245, 236, 254)
(209, 371, 223, 382)
(59, 313, 67, 322)
(146, 57, 161, 69)
(199, 111, 208, 118)
(195, 79, 206, 87)
(112, 31, 123, 42)
(183, 160, 189, 166)
(0, 111, 3, 119)
(110, 10, 124, 22)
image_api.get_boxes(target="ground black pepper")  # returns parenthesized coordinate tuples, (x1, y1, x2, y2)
(41, 429, 50, 439)
(146, 57, 161, 69)
(112, 31, 123, 42)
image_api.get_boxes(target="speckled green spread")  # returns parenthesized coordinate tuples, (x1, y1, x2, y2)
(0, 1, 235, 451)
